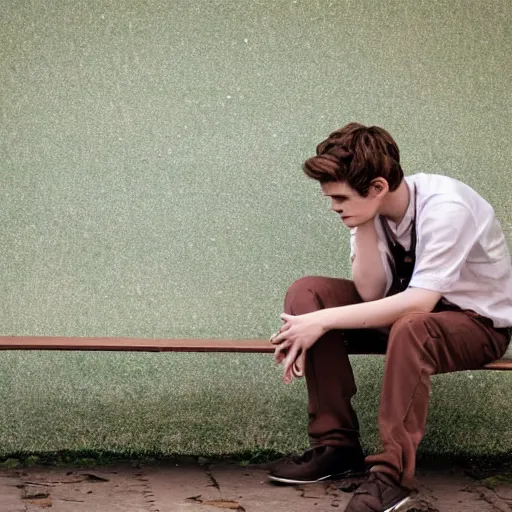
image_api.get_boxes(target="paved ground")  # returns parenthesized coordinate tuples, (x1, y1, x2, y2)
(0, 459, 511, 512)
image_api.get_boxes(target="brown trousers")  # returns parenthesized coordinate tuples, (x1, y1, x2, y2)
(284, 276, 510, 488)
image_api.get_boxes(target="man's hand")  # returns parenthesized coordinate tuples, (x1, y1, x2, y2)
(270, 311, 327, 384)
(269, 287, 442, 383)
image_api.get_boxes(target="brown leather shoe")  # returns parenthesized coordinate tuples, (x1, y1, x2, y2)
(344, 471, 412, 512)
(267, 445, 366, 485)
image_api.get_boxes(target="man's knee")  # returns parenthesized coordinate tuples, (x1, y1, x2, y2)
(284, 276, 358, 315)
(284, 276, 322, 314)
(286, 276, 320, 297)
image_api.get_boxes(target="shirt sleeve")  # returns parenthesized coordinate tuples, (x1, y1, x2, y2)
(409, 199, 478, 292)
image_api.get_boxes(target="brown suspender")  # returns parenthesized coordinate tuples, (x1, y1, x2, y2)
(379, 185, 417, 295)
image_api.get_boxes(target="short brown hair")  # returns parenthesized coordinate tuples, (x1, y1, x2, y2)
(303, 122, 404, 196)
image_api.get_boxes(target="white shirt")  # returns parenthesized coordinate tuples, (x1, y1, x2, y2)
(350, 173, 512, 329)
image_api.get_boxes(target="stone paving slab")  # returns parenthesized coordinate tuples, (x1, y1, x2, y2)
(0, 461, 511, 512)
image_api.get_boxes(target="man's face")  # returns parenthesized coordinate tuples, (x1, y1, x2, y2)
(320, 181, 381, 228)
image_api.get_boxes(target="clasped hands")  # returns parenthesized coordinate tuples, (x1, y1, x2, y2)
(269, 311, 327, 384)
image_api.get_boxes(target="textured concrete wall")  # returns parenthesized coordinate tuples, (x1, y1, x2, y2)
(1, 0, 510, 338)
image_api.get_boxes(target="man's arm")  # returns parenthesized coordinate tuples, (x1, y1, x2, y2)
(351, 220, 388, 302)
(273, 287, 442, 382)
(316, 200, 477, 332)
(316, 287, 442, 331)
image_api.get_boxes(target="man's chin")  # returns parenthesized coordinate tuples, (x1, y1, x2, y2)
(341, 217, 373, 228)
(341, 217, 359, 227)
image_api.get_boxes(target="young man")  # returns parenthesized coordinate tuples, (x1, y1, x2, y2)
(268, 123, 512, 512)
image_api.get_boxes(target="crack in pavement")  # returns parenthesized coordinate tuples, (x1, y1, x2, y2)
(205, 465, 221, 491)
(187, 495, 246, 511)
(463, 485, 512, 512)
(17, 470, 115, 511)
(202, 463, 248, 511)
(134, 470, 161, 512)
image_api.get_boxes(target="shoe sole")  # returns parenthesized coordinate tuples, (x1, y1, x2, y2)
(384, 496, 411, 512)
(268, 469, 365, 485)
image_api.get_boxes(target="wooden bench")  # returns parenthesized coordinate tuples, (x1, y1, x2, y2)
(0, 336, 510, 371)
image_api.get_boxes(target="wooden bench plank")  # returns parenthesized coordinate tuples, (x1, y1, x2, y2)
(0, 337, 275, 353)
(482, 360, 512, 371)
(0, 336, 509, 370)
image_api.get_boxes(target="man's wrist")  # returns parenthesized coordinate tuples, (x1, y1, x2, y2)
(317, 308, 337, 334)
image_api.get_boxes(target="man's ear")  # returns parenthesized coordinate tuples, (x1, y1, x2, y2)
(368, 178, 389, 198)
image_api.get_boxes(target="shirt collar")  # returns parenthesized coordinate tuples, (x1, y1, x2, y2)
(387, 181, 415, 238)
